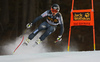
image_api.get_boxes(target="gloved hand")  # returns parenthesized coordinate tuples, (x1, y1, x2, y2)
(26, 23, 32, 28)
(57, 35, 62, 42)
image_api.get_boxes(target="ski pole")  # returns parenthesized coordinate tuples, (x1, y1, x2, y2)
(13, 29, 27, 53)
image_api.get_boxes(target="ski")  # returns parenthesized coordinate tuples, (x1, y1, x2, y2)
(13, 36, 24, 53)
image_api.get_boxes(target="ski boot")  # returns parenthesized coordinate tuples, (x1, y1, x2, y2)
(35, 39, 42, 45)
(23, 38, 30, 45)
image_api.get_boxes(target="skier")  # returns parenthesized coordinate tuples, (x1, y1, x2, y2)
(23, 4, 64, 45)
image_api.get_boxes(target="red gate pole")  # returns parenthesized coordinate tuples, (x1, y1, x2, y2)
(71, 0, 74, 10)
(67, 27, 71, 51)
(67, 11, 73, 51)
(67, 0, 74, 51)
(92, 0, 94, 9)
(71, 0, 74, 12)
(68, 0, 96, 51)
(91, 0, 96, 51)
(93, 25, 96, 51)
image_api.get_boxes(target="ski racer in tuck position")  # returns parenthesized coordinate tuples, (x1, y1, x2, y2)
(23, 4, 64, 45)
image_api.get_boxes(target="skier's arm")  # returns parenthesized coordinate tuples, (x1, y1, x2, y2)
(26, 10, 48, 28)
(32, 10, 48, 25)
(32, 16, 43, 25)
(59, 16, 64, 36)
(26, 16, 43, 28)
(56, 15, 64, 42)
(59, 23, 64, 36)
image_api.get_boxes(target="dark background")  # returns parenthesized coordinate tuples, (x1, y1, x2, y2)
(0, 0, 100, 55)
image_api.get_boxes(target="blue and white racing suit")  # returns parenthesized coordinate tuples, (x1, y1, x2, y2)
(28, 10, 64, 41)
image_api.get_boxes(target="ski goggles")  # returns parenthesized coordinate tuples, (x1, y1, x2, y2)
(51, 8, 58, 13)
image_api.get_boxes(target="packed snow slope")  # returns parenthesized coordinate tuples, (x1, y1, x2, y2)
(0, 51, 100, 62)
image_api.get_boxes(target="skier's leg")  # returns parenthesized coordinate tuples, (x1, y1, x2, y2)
(39, 26, 56, 41)
(28, 29, 39, 40)
(28, 22, 47, 40)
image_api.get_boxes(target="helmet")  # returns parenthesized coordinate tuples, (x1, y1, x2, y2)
(51, 4, 60, 13)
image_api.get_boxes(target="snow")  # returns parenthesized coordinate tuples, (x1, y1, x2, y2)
(0, 51, 100, 62)
(1, 30, 100, 62)
(2, 31, 49, 55)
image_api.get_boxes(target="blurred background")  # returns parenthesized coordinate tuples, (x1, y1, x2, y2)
(0, 0, 100, 55)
